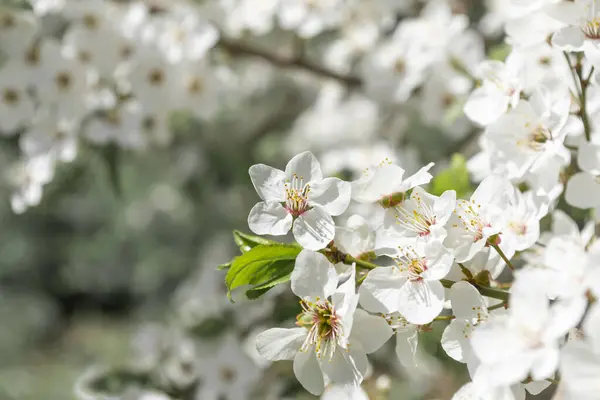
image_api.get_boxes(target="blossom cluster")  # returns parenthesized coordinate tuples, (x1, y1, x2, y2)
(242, 0, 600, 397)
(3, 0, 599, 399)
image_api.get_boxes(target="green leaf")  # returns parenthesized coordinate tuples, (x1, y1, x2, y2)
(488, 43, 511, 62)
(217, 261, 232, 271)
(245, 260, 295, 299)
(232, 230, 280, 253)
(430, 154, 473, 198)
(225, 244, 301, 301)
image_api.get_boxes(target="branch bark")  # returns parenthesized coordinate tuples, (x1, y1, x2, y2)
(217, 37, 362, 87)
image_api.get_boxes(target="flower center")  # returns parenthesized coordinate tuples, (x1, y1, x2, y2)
(395, 247, 427, 281)
(395, 194, 437, 237)
(509, 221, 527, 236)
(284, 173, 311, 217)
(296, 298, 344, 359)
(583, 18, 600, 40)
(520, 124, 551, 152)
(452, 199, 498, 244)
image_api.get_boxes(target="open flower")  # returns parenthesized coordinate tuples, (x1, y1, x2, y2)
(463, 51, 524, 126)
(248, 151, 351, 250)
(443, 175, 513, 263)
(471, 269, 587, 389)
(255, 250, 392, 395)
(442, 282, 490, 370)
(548, 0, 600, 65)
(359, 240, 454, 324)
(385, 186, 456, 243)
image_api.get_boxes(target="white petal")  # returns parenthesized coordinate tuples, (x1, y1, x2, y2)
(293, 349, 325, 396)
(397, 280, 445, 325)
(560, 341, 600, 399)
(319, 344, 367, 387)
(248, 164, 286, 202)
(358, 267, 406, 313)
(421, 241, 454, 281)
(578, 139, 600, 175)
(399, 163, 434, 191)
(285, 151, 323, 184)
(530, 348, 559, 381)
(309, 177, 351, 216)
(248, 201, 293, 235)
(472, 174, 512, 207)
(449, 281, 487, 320)
(395, 326, 419, 369)
(441, 320, 471, 363)
(292, 206, 335, 250)
(351, 163, 405, 203)
(464, 87, 509, 126)
(551, 26, 585, 50)
(256, 328, 306, 361)
(545, 1, 586, 25)
(291, 249, 338, 300)
(566, 172, 600, 209)
(543, 296, 587, 342)
(434, 190, 457, 225)
(322, 385, 369, 400)
(551, 209, 579, 237)
(350, 309, 393, 354)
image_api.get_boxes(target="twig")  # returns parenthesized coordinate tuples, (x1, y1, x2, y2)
(217, 37, 362, 87)
(491, 244, 516, 271)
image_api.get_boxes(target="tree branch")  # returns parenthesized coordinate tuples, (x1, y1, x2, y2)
(217, 37, 362, 87)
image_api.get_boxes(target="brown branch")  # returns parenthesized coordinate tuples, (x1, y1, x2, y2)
(217, 37, 362, 87)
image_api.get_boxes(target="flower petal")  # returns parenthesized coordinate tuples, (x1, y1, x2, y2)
(291, 249, 338, 300)
(309, 177, 351, 216)
(551, 26, 585, 51)
(397, 280, 444, 325)
(578, 139, 600, 175)
(319, 343, 367, 387)
(449, 281, 487, 320)
(421, 241, 454, 281)
(248, 201, 293, 235)
(399, 163, 434, 192)
(395, 326, 419, 369)
(256, 327, 306, 361)
(351, 163, 405, 203)
(441, 320, 471, 363)
(434, 190, 457, 225)
(464, 87, 509, 126)
(350, 309, 393, 354)
(285, 151, 323, 184)
(293, 349, 325, 396)
(358, 267, 406, 314)
(249, 164, 286, 202)
(566, 172, 600, 209)
(292, 205, 335, 250)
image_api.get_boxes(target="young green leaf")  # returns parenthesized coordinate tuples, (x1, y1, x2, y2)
(232, 230, 281, 253)
(225, 244, 301, 301)
(430, 154, 473, 198)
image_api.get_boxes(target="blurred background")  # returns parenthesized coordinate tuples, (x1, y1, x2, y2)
(0, 0, 546, 399)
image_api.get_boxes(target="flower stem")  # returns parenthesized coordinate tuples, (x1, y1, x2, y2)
(441, 279, 509, 302)
(491, 244, 515, 271)
(434, 315, 455, 321)
(487, 302, 508, 311)
(565, 51, 593, 141)
(458, 263, 474, 280)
